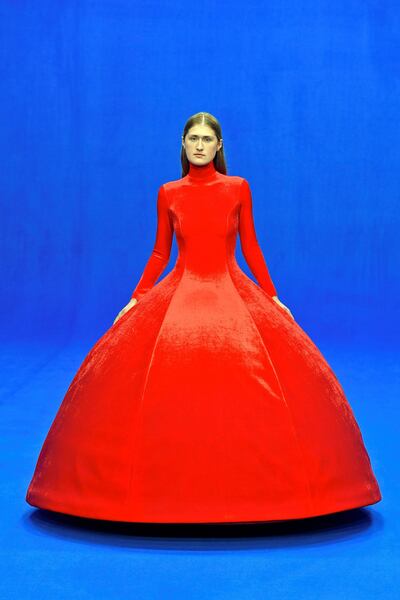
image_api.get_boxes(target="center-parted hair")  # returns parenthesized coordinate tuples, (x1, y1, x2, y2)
(181, 111, 227, 177)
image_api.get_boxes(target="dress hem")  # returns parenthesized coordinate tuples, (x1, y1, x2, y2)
(26, 491, 382, 525)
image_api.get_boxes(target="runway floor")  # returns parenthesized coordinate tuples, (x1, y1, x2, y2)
(1, 338, 397, 600)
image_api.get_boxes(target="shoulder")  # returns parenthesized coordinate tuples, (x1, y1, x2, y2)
(215, 173, 246, 186)
(220, 174, 251, 191)
(227, 174, 248, 186)
(236, 176, 252, 198)
(237, 176, 250, 187)
(162, 178, 182, 193)
(154, 183, 170, 208)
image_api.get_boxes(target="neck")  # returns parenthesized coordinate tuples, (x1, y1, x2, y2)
(187, 160, 218, 181)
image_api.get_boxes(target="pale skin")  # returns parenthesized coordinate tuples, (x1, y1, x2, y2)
(114, 123, 294, 324)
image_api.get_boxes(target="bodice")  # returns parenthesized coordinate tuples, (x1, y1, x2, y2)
(131, 160, 277, 301)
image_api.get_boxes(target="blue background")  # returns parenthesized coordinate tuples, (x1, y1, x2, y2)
(1, 1, 398, 598)
(2, 0, 398, 348)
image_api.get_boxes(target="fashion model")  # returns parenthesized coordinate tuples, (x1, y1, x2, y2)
(26, 112, 382, 523)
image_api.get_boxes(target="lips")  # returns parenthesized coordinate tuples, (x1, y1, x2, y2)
(195, 154, 205, 156)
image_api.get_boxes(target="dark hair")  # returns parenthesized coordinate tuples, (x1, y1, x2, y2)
(180, 112, 227, 177)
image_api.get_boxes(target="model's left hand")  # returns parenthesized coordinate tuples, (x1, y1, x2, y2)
(272, 296, 295, 320)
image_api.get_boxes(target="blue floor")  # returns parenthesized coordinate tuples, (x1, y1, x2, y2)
(1, 339, 398, 599)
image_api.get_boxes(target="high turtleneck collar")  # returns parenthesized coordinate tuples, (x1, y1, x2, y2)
(187, 160, 218, 182)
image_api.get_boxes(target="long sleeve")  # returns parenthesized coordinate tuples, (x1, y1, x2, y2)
(131, 184, 173, 301)
(238, 178, 278, 298)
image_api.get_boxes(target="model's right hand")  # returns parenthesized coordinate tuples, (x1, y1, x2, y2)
(113, 298, 138, 325)
(272, 296, 295, 320)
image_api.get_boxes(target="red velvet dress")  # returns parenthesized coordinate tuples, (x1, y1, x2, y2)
(26, 160, 382, 523)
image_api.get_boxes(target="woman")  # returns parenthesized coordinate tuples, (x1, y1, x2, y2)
(26, 112, 381, 523)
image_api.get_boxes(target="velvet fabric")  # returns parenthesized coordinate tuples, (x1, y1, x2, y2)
(26, 160, 381, 523)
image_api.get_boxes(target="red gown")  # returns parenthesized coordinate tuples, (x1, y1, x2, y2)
(26, 160, 382, 523)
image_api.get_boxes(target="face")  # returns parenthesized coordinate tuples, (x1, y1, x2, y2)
(182, 124, 223, 166)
